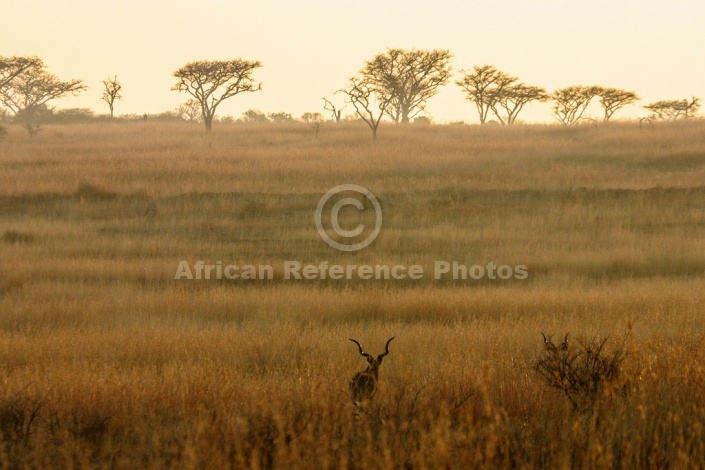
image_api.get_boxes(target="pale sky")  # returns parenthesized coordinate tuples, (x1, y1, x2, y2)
(2, 0, 704, 123)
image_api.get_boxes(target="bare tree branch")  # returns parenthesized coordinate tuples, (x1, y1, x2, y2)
(322, 97, 345, 122)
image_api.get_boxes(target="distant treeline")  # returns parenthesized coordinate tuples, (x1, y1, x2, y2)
(0, 52, 701, 138)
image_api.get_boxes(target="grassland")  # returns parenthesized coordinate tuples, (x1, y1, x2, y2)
(1, 120, 705, 468)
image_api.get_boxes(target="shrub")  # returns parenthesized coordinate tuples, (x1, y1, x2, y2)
(0, 395, 44, 444)
(535, 333, 629, 411)
(267, 112, 294, 123)
(300, 112, 324, 123)
(413, 116, 432, 125)
(240, 109, 269, 123)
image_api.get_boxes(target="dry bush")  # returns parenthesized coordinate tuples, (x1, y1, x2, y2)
(0, 393, 43, 445)
(536, 332, 629, 411)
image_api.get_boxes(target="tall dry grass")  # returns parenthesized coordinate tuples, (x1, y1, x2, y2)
(1, 120, 704, 468)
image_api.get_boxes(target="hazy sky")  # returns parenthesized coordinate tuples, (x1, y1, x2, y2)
(2, 0, 704, 123)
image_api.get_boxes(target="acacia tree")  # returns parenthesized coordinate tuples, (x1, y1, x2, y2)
(172, 59, 262, 131)
(598, 88, 639, 122)
(551, 86, 602, 125)
(493, 84, 549, 125)
(644, 97, 700, 121)
(101, 75, 123, 118)
(361, 48, 452, 124)
(338, 76, 393, 140)
(456, 65, 517, 124)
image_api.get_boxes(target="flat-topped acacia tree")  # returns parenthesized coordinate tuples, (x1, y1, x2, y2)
(172, 59, 262, 131)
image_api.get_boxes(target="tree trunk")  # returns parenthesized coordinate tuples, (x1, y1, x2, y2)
(401, 105, 410, 124)
(372, 127, 378, 140)
(204, 116, 213, 131)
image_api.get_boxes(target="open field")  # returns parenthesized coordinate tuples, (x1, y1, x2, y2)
(1, 120, 705, 468)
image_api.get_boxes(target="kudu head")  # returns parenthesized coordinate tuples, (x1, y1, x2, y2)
(349, 337, 395, 378)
